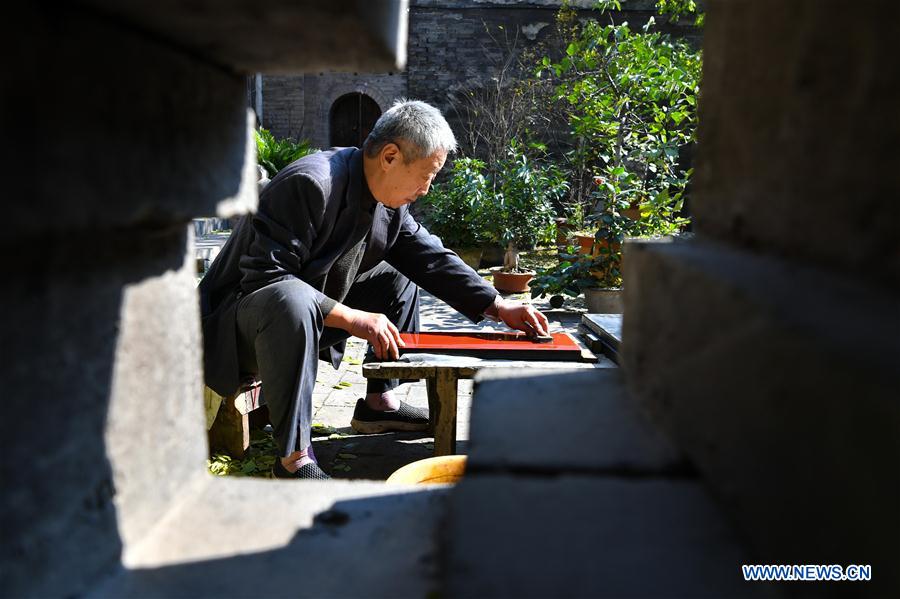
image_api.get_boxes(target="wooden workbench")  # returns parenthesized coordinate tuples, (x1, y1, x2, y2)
(362, 352, 617, 456)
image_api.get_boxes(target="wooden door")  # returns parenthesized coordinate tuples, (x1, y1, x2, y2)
(329, 93, 381, 148)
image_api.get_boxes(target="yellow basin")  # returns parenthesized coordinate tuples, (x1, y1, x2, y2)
(386, 455, 467, 485)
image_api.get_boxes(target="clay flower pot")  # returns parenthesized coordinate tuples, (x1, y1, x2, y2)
(595, 239, 622, 253)
(490, 267, 535, 293)
(622, 207, 641, 221)
(577, 234, 622, 257)
(576, 234, 595, 255)
(555, 217, 574, 247)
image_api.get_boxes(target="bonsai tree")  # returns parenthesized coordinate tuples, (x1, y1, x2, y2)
(487, 143, 568, 272)
(419, 157, 490, 249)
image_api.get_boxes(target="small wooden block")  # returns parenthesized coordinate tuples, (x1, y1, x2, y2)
(207, 393, 250, 458)
(206, 380, 263, 458)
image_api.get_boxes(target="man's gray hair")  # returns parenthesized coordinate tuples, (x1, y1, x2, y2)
(363, 99, 457, 161)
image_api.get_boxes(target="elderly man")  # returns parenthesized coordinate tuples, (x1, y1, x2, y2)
(200, 100, 549, 479)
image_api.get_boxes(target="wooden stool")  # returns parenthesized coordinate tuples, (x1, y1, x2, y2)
(206, 378, 267, 458)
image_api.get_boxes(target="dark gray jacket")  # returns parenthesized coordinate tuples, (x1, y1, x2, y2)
(199, 147, 497, 396)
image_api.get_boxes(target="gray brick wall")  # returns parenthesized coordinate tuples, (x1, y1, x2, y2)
(261, 72, 407, 147)
(259, 76, 306, 140)
(406, 4, 561, 117)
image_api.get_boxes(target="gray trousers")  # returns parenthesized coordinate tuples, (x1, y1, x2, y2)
(234, 262, 420, 457)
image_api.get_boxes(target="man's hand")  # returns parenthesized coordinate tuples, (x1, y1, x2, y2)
(485, 296, 551, 338)
(324, 304, 405, 360)
(348, 309, 406, 360)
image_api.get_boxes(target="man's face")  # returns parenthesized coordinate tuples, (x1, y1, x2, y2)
(377, 144, 447, 209)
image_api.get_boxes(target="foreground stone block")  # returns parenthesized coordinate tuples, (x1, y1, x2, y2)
(622, 238, 900, 594)
(695, 0, 900, 287)
(2, 227, 199, 598)
(469, 369, 684, 474)
(446, 475, 754, 598)
(3, 2, 415, 597)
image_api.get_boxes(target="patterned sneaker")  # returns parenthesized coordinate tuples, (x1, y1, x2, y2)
(271, 459, 331, 480)
(350, 398, 430, 434)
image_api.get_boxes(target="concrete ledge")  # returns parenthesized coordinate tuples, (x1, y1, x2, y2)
(80, 0, 408, 73)
(469, 369, 685, 474)
(93, 475, 447, 598)
(445, 475, 755, 598)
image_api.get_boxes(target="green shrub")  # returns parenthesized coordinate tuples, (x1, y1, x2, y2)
(531, 0, 702, 297)
(420, 158, 491, 247)
(540, 1, 701, 237)
(487, 144, 569, 271)
(254, 128, 318, 177)
(422, 146, 567, 273)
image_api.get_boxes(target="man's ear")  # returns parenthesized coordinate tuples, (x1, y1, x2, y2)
(380, 143, 402, 170)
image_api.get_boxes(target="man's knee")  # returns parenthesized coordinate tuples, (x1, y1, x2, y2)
(257, 280, 323, 331)
(387, 268, 418, 305)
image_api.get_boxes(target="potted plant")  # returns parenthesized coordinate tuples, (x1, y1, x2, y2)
(484, 144, 568, 293)
(531, 237, 625, 313)
(420, 158, 491, 269)
(583, 244, 625, 313)
(531, 173, 635, 312)
(575, 232, 596, 255)
(555, 201, 584, 250)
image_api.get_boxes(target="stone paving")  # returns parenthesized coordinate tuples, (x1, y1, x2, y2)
(308, 288, 587, 481)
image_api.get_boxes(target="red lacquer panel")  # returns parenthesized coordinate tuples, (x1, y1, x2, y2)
(398, 331, 584, 360)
